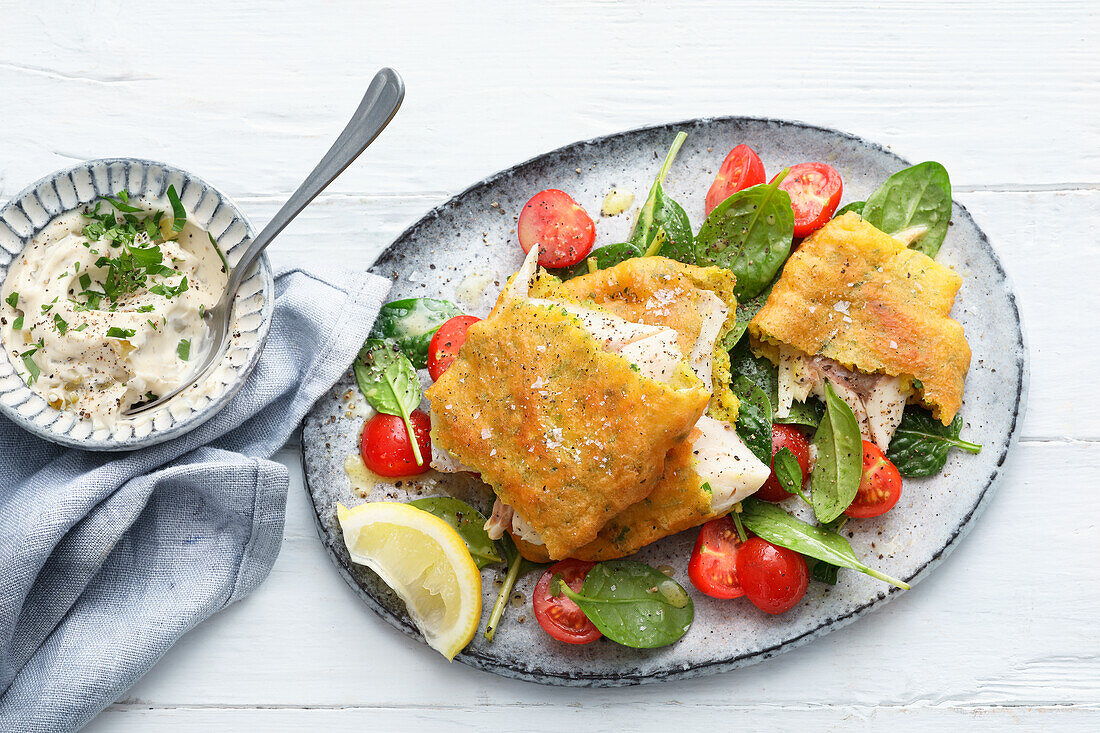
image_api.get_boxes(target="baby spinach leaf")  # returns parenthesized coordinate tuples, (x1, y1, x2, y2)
(369, 298, 462, 368)
(484, 535, 546, 641)
(694, 170, 795, 299)
(834, 200, 865, 217)
(809, 558, 840, 585)
(720, 282, 773, 351)
(628, 132, 695, 265)
(774, 447, 810, 503)
(727, 341, 824, 428)
(558, 560, 694, 649)
(862, 162, 952, 258)
(887, 407, 981, 477)
(809, 382, 863, 523)
(354, 339, 424, 465)
(408, 497, 502, 569)
(553, 241, 642, 280)
(732, 375, 773, 465)
(781, 398, 825, 429)
(740, 498, 909, 589)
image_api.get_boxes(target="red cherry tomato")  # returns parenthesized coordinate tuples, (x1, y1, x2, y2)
(845, 440, 903, 518)
(517, 189, 596, 269)
(427, 315, 480, 381)
(705, 144, 766, 215)
(755, 424, 813, 502)
(360, 410, 432, 478)
(533, 560, 602, 645)
(735, 537, 809, 615)
(688, 516, 746, 599)
(773, 162, 843, 238)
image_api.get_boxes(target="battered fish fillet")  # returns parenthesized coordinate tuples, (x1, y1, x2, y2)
(512, 257, 769, 562)
(749, 213, 971, 447)
(555, 257, 740, 424)
(515, 414, 771, 562)
(426, 248, 711, 561)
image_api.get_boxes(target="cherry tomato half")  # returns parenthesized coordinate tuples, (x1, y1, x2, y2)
(755, 424, 813, 502)
(427, 315, 480, 381)
(705, 144, 766, 215)
(533, 560, 603, 645)
(688, 516, 746, 598)
(735, 537, 809, 615)
(845, 440, 903, 518)
(773, 162, 843, 238)
(360, 410, 432, 478)
(517, 189, 596, 269)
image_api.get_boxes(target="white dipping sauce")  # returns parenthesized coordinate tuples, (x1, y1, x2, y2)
(1, 201, 227, 428)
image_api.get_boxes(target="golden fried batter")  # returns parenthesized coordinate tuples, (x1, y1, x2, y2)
(749, 213, 970, 424)
(555, 257, 741, 424)
(426, 294, 710, 560)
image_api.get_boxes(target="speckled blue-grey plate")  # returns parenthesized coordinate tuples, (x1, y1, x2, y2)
(302, 117, 1027, 686)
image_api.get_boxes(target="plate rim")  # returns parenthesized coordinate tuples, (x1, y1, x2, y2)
(305, 115, 1030, 686)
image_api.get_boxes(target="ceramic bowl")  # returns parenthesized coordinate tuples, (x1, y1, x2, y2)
(0, 158, 274, 451)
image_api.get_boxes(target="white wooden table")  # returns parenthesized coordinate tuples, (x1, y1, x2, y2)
(3, 1, 1098, 730)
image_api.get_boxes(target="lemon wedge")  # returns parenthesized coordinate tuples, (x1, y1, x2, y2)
(337, 501, 482, 660)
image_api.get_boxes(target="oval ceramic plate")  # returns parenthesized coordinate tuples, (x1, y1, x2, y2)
(302, 117, 1027, 686)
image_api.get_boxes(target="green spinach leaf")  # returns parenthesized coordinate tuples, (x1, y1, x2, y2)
(740, 498, 909, 589)
(354, 339, 425, 465)
(732, 375, 773, 465)
(774, 447, 809, 503)
(887, 407, 981, 477)
(694, 170, 794, 299)
(727, 340, 824, 428)
(408, 497, 502, 569)
(369, 298, 462, 368)
(720, 282, 772, 351)
(628, 132, 695, 264)
(484, 535, 546, 641)
(810, 558, 840, 584)
(810, 382, 863, 523)
(862, 162, 952, 258)
(834, 200, 865, 217)
(554, 241, 642, 280)
(558, 560, 694, 649)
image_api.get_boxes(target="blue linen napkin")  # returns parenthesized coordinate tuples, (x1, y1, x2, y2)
(0, 264, 391, 732)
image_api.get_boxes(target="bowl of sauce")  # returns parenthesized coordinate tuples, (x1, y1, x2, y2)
(0, 159, 274, 450)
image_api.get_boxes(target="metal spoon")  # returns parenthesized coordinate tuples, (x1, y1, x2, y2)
(126, 68, 405, 416)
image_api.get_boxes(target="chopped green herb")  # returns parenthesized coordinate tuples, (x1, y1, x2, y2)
(78, 273, 92, 290)
(177, 338, 190, 361)
(98, 189, 144, 213)
(12, 315, 23, 330)
(5, 292, 18, 308)
(41, 302, 53, 313)
(73, 323, 88, 332)
(106, 327, 135, 339)
(137, 304, 155, 313)
(166, 185, 186, 232)
(21, 354, 40, 384)
(149, 276, 188, 299)
(207, 232, 229, 272)
(53, 313, 68, 335)
(147, 319, 158, 330)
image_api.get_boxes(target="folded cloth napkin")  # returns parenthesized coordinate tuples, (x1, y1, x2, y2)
(0, 264, 391, 732)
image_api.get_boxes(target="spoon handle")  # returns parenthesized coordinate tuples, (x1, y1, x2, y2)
(225, 68, 405, 295)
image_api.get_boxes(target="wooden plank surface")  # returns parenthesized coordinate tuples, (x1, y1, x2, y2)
(2, 0, 1097, 729)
